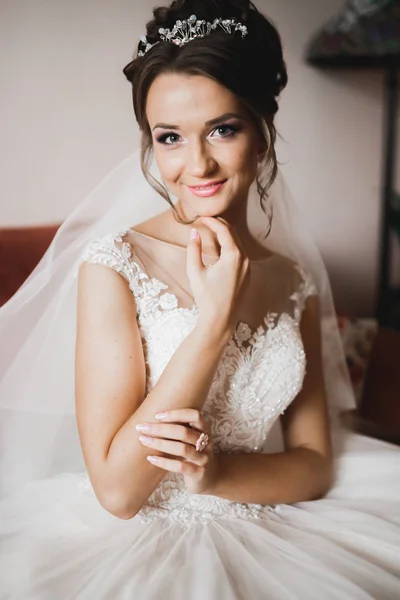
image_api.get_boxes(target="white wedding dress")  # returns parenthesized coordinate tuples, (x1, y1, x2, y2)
(0, 228, 399, 600)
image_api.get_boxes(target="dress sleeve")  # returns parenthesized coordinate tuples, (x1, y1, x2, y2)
(74, 230, 139, 292)
(290, 264, 319, 323)
(78, 232, 131, 281)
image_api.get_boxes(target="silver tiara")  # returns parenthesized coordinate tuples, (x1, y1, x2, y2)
(138, 14, 248, 57)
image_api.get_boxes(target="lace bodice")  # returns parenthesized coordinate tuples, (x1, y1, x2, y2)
(76, 230, 318, 526)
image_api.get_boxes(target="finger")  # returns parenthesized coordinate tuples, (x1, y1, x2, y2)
(198, 216, 240, 258)
(186, 227, 206, 275)
(146, 455, 199, 474)
(204, 217, 244, 253)
(136, 422, 200, 445)
(139, 436, 208, 466)
(154, 408, 209, 432)
(213, 218, 247, 256)
(203, 217, 248, 257)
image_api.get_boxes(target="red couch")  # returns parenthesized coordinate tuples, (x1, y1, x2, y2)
(0, 225, 60, 307)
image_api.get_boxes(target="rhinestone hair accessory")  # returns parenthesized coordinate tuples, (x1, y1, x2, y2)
(138, 14, 248, 57)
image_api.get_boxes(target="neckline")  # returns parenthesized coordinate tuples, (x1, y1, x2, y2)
(129, 228, 275, 264)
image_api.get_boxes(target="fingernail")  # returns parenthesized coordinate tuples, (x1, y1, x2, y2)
(190, 228, 198, 241)
(147, 456, 159, 464)
(139, 435, 153, 445)
(155, 412, 168, 420)
(136, 423, 151, 432)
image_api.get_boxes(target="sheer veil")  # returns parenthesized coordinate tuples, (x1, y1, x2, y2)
(0, 149, 356, 500)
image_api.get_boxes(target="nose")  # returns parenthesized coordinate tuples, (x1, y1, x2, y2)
(186, 139, 218, 179)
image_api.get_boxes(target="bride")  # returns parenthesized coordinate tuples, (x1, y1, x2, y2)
(0, 1, 399, 598)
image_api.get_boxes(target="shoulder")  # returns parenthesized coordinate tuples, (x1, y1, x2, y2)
(75, 230, 141, 323)
(292, 263, 318, 296)
(75, 229, 140, 290)
(266, 253, 317, 292)
(267, 253, 319, 323)
(79, 229, 132, 264)
(290, 262, 319, 323)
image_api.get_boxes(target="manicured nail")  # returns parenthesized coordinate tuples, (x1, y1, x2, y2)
(155, 412, 169, 420)
(190, 228, 198, 241)
(147, 456, 159, 464)
(139, 435, 153, 445)
(136, 423, 151, 432)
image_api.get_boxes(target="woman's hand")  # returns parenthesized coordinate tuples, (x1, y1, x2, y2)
(186, 216, 250, 333)
(136, 408, 219, 495)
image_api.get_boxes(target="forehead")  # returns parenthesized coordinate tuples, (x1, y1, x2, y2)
(146, 73, 243, 127)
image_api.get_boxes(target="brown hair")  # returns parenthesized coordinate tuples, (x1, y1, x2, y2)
(123, 0, 287, 227)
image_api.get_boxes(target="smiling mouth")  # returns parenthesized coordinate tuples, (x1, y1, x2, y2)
(186, 180, 227, 198)
(188, 180, 227, 190)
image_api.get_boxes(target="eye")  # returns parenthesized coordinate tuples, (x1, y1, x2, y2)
(156, 132, 182, 145)
(211, 124, 238, 139)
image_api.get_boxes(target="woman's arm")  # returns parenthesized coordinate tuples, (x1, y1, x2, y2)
(204, 294, 334, 504)
(75, 261, 232, 520)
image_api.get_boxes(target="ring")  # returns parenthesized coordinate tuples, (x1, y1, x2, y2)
(195, 432, 209, 452)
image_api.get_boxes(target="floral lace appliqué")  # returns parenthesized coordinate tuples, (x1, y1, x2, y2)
(290, 264, 318, 322)
(77, 231, 311, 526)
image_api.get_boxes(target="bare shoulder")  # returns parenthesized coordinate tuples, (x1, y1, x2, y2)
(77, 256, 135, 316)
(270, 253, 316, 288)
(75, 247, 146, 505)
(262, 251, 298, 275)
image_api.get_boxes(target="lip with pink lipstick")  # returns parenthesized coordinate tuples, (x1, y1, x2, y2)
(187, 179, 227, 198)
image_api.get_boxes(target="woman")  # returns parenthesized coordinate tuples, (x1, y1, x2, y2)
(0, 1, 399, 598)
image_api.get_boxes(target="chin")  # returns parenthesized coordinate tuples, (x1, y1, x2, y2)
(190, 192, 239, 216)
(174, 185, 238, 219)
(194, 203, 232, 220)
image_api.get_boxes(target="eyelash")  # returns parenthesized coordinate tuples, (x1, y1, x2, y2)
(156, 124, 240, 146)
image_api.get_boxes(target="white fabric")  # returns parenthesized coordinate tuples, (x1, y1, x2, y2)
(79, 229, 315, 460)
(0, 153, 356, 498)
(0, 228, 399, 598)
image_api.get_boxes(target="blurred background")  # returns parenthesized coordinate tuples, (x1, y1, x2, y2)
(1, 0, 399, 439)
(1, 0, 400, 316)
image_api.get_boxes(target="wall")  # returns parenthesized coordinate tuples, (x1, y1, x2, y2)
(1, 0, 399, 315)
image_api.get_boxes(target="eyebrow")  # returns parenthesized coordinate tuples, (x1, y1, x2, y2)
(152, 112, 244, 131)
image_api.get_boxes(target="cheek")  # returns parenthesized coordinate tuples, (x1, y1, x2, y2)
(153, 148, 183, 183)
(228, 140, 258, 181)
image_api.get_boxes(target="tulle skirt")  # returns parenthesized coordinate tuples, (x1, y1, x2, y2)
(0, 432, 399, 600)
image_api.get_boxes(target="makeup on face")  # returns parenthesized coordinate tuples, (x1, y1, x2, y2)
(186, 180, 227, 197)
(146, 73, 263, 211)
(153, 114, 245, 147)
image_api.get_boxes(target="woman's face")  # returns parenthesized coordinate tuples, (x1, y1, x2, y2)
(146, 73, 265, 218)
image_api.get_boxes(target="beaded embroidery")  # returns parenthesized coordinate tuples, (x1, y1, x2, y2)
(77, 230, 317, 526)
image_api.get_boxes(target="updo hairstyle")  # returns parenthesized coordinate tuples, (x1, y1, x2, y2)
(123, 0, 287, 226)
